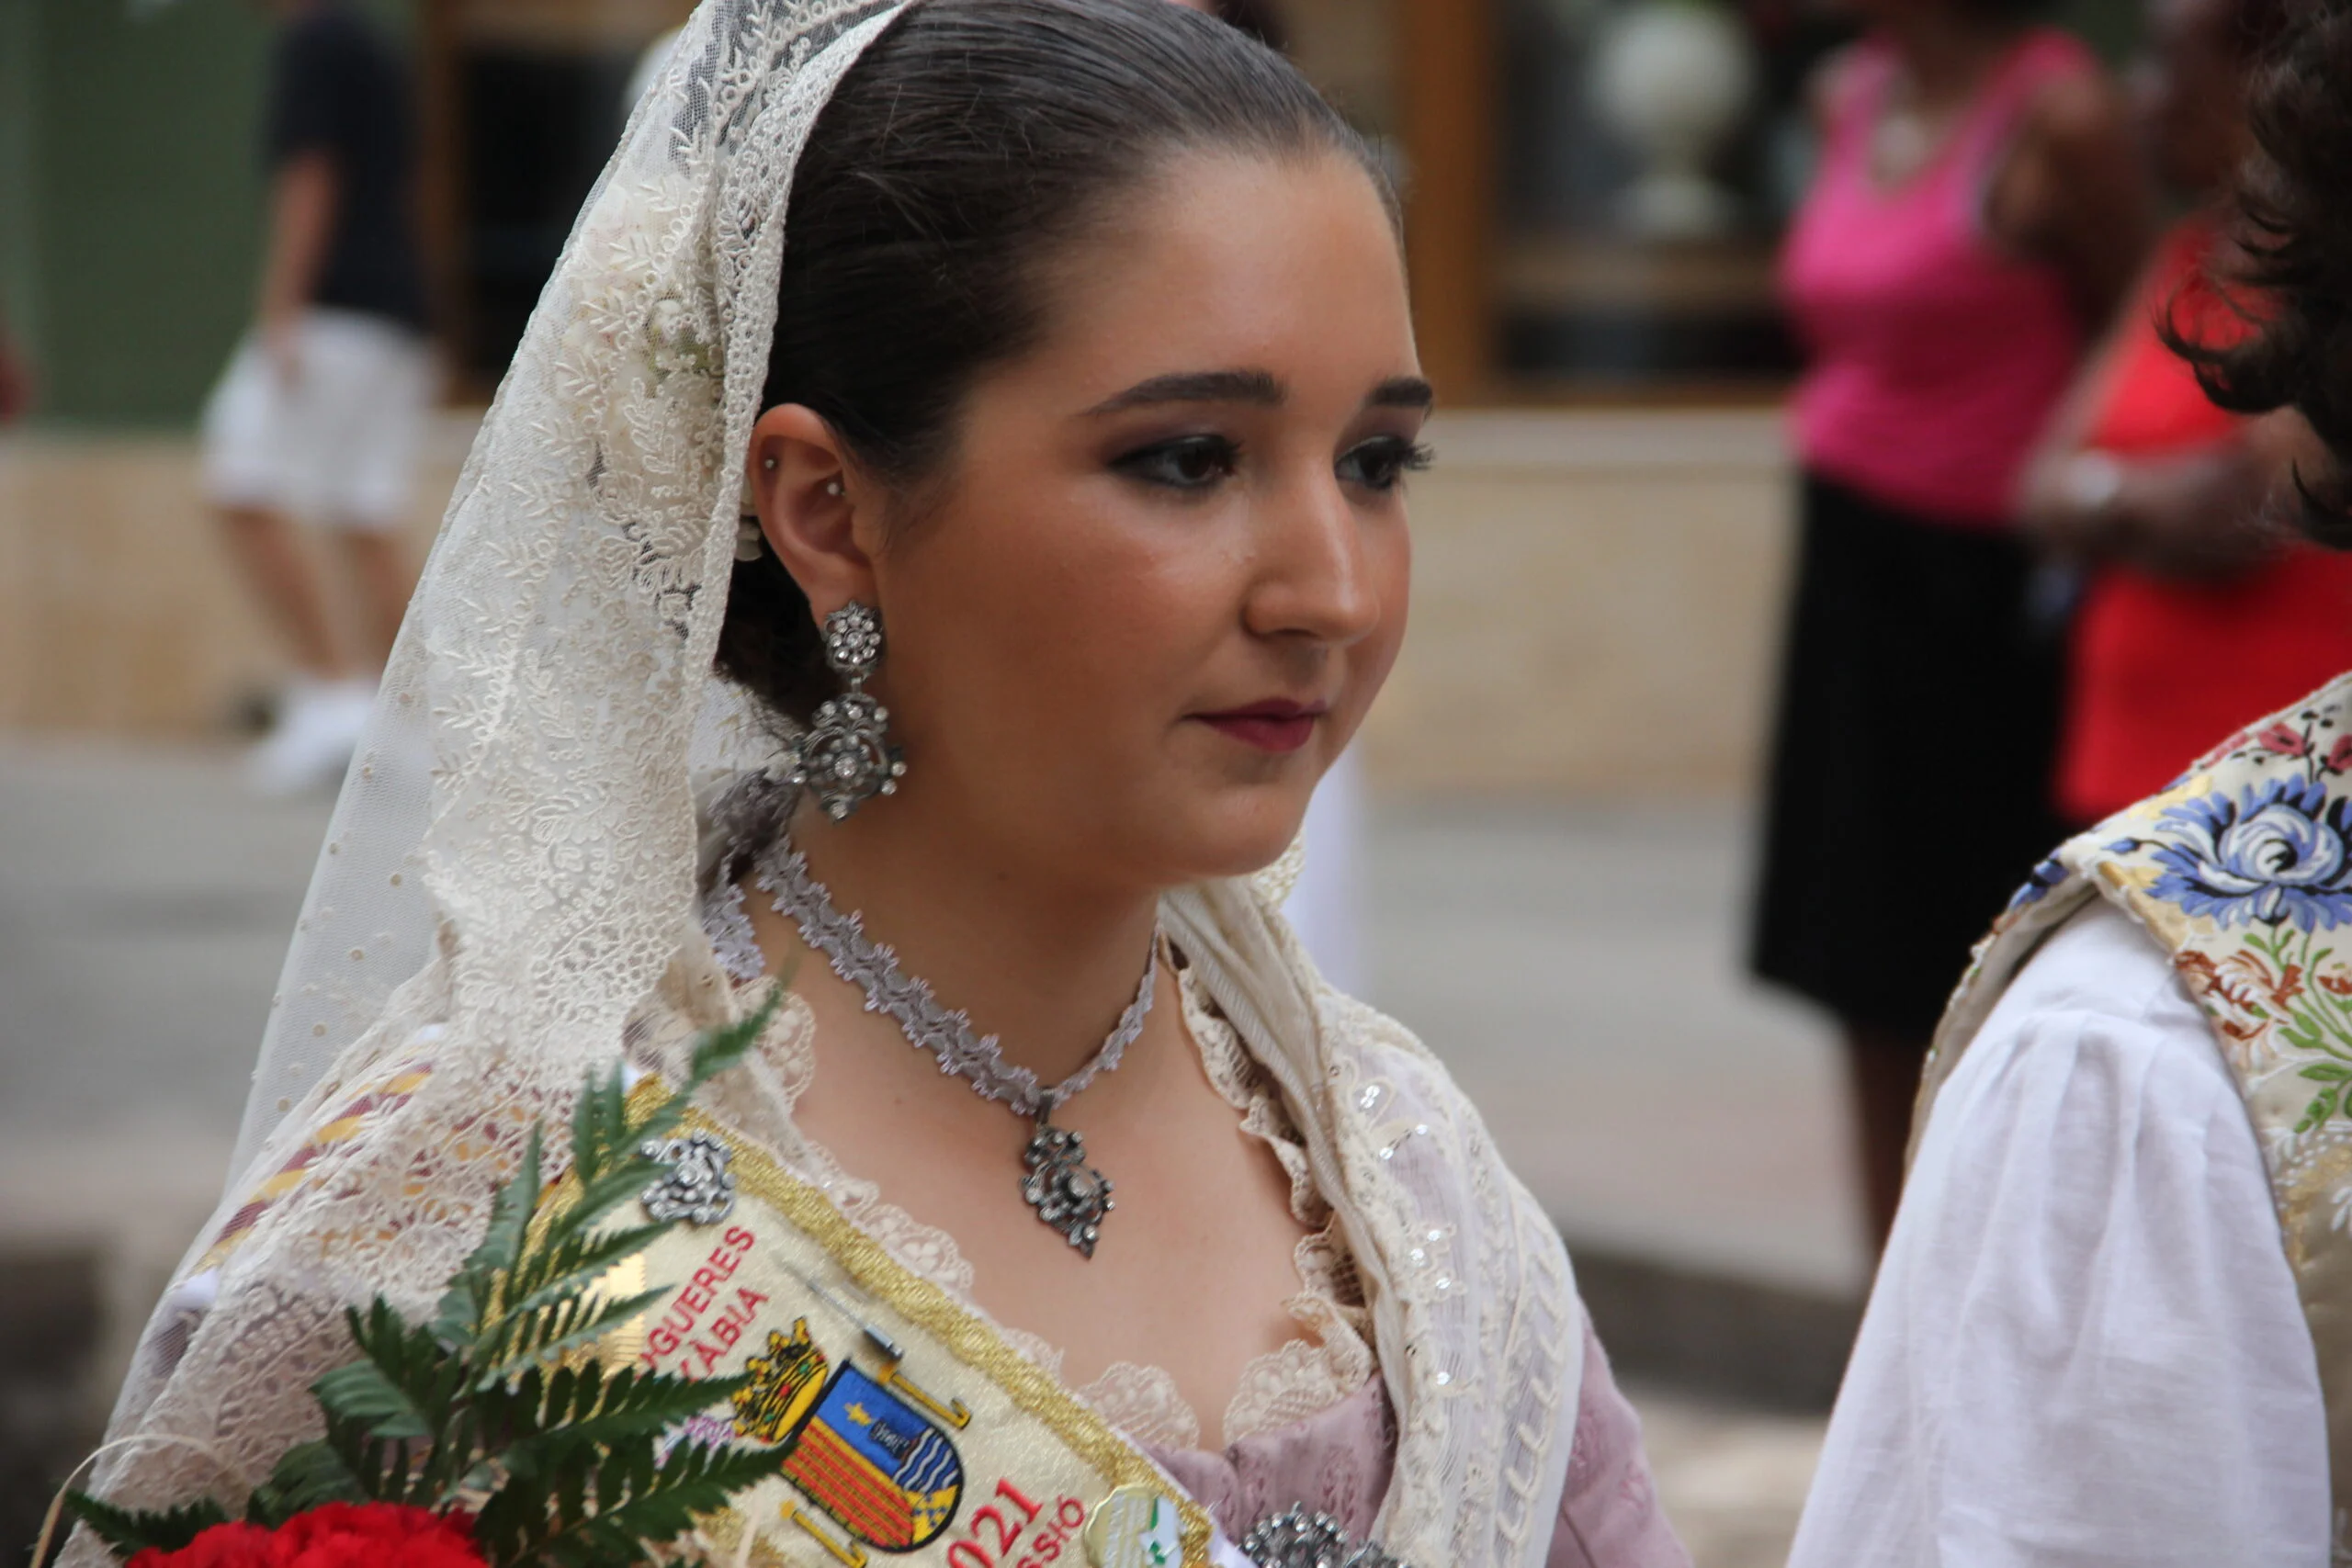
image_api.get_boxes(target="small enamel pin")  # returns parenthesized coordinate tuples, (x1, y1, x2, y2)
(1084, 1483, 1183, 1568)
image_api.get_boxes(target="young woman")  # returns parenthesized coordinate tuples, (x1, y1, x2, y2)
(73, 6, 1684, 1567)
(1754, 0, 2151, 1249)
(1792, 5, 2352, 1559)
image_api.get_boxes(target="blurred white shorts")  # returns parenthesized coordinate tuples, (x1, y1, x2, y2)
(201, 308, 434, 532)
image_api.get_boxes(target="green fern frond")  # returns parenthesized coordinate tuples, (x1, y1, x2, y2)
(79, 1003, 784, 1567)
(243, 1438, 368, 1526)
(435, 1124, 544, 1339)
(480, 1288, 673, 1387)
(498, 1222, 665, 1321)
(624, 1002, 773, 1156)
(562, 1439, 786, 1563)
(314, 1301, 464, 1444)
(507, 1375, 752, 1465)
(63, 1492, 232, 1557)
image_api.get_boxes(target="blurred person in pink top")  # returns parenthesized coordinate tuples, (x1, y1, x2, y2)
(1750, 0, 2150, 1251)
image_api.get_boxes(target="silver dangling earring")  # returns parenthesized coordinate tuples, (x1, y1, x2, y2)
(784, 601, 907, 820)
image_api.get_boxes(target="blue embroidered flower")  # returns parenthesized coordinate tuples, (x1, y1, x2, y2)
(2007, 854, 2071, 912)
(2148, 779, 2352, 930)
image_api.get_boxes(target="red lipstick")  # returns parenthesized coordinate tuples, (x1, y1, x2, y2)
(1193, 698, 1328, 755)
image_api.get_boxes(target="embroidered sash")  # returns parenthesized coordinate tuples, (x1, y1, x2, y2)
(1922, 670, 2352, 1554)
(603, 1082, 1215, 1568)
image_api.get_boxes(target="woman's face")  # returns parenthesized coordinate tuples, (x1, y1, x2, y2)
(835, 149, 1421, 893)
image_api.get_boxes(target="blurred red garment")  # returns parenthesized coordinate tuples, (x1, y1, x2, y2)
(2055, 220, 2352, 822)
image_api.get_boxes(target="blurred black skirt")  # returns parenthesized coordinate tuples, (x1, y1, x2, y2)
(1748, 472, 2068, 1039)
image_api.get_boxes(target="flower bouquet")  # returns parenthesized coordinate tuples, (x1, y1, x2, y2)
(59, 1003, 782, 1568)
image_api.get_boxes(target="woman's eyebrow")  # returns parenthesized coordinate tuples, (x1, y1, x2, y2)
(1369, 376, 1435, 411)
(1084, 368, 1284, 414)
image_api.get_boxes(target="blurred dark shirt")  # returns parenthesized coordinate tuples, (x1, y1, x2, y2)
(266, 4, 427, 331)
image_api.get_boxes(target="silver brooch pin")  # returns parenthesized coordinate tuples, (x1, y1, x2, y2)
(1240, 1509, 1410, 1568)
(639, 1130, 738, 1224)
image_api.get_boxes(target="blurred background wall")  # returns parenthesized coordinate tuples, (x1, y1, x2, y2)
(0, 0, 2136, 776)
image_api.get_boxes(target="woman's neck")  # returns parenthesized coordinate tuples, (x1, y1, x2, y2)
(779, 795, 1165, 1088)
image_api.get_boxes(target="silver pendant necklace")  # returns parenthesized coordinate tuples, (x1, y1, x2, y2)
(755, 835, 1154, 1258)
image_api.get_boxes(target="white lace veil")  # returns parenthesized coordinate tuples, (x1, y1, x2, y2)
(73, 5, 905, 1531)
(227, 0, 906, 1191)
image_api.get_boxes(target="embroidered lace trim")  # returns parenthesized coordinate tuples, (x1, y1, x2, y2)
(696, 877, 1374, 1449)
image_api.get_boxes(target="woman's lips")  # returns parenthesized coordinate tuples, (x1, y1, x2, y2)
(1193, 700, 1328, 755)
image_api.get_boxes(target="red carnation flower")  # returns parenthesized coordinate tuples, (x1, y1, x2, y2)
(126, 1522, 278, 1568)
(129, 1505, 483, 1568)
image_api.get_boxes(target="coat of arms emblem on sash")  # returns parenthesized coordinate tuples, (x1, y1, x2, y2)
(732, 1317, 967, 1555)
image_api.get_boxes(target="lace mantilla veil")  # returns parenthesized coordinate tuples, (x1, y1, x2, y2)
(86, 6, 1585, 1564)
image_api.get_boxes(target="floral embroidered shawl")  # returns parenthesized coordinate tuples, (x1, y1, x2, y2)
(1922, 669, 2352, 1553)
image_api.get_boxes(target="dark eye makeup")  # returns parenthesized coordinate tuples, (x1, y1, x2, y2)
(1111, 433, 1242, 491)
(1110, 432, 1434, 494)
(1339, 435, 1435, 492)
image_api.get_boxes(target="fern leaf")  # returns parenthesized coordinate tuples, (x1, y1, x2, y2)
(453, 1123, 544, 1327)
(432, 1269, 487, 1350)
(314, 1303, 461, 1445)
(684, 999, 771, 1090)
(571, 1061, 633, 1189)
(565, 1440, 783, 1564)
(560, 1168, 673, 1238)
(313, 1359, 436, 1444)
(505, 1191, 662, 1313)
(622, 998, 774, 1156)
(244, 1438, 369, 1525)
(500, 1379, 741, 1472)
(481, 1287, 670, 1385)
(63, 1492, 232, 1559)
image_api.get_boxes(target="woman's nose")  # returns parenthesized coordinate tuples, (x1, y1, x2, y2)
(1245, 474, 1382, 648)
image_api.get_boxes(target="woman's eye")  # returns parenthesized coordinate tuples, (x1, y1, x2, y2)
(1338, 436, 1434, 492)
(1112, 434, 1241, 491)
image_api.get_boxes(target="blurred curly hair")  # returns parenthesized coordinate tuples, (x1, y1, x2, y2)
(2172, 0, 2352, 543)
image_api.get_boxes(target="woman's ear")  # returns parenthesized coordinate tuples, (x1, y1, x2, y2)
(746, 403, 876, 615)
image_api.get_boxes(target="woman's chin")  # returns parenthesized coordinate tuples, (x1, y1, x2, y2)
(1160, 796, 1313, 885)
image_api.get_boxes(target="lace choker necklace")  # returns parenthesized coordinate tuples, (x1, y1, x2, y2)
(753, 835, 1156, 1258)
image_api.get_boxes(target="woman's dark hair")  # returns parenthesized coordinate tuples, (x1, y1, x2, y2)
(2172, 0, 2352, 542)
(718, 0, 1382, 722)
(1209, 0, 1289, 51)
(2224, 0, 2295, 60)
